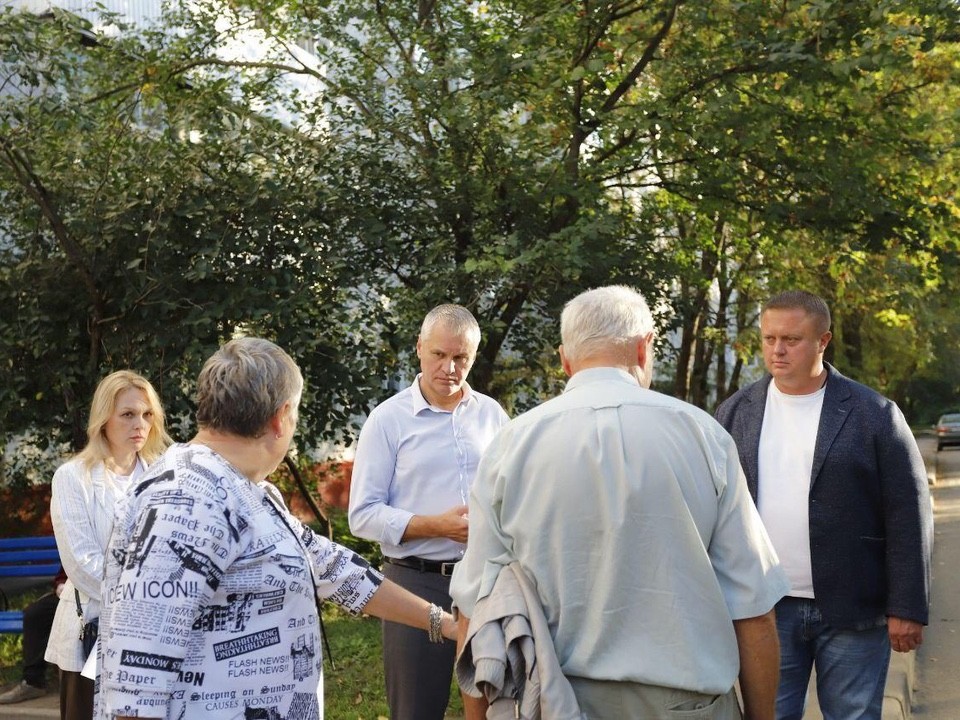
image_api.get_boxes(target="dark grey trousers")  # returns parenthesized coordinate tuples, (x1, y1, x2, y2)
(381, 562, 457, 720)
(22, 591, 58, 688)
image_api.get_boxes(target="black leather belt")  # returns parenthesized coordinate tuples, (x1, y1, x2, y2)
(384, 556, 460, 576)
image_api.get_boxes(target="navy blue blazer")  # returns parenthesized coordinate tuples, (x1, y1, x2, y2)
(716, 363, 931, 630)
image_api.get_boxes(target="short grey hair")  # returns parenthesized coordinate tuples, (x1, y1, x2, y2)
(763, 290, 832, 334)
(195, 337, 304, 438)
(420, 304, 481, 347)
(561, 285, 654, 363)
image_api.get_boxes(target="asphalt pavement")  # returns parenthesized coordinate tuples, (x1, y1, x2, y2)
(909, 442, 960, 718)
(0, 686, 56, 718)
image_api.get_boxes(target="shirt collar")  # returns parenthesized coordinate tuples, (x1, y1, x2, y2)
(563, 366, 640, 393)
(410, 373, 475, 414)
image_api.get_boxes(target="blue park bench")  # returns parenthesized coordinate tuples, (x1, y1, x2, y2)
(0, 536, 61, 634)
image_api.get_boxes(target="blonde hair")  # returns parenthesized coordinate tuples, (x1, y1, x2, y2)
(75, 370, 171, 469)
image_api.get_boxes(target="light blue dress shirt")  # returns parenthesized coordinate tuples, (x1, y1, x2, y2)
(451, 367, 789, 693)
(349, 375, 509, 561)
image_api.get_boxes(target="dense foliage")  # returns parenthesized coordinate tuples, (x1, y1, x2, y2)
(1, 1, 958, 485)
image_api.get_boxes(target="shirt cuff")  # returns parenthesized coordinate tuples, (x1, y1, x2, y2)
(384, 510, 416, 547)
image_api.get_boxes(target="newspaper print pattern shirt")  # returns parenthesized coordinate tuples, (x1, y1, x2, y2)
(97, 443, 383, 719)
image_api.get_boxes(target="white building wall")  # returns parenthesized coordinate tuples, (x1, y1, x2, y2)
(3, 0, 164, 27)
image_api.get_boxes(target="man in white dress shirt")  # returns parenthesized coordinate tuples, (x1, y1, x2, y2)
(349, 304, 508, 720)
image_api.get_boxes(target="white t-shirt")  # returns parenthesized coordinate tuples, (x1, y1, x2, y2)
(757, 381, 825, 598)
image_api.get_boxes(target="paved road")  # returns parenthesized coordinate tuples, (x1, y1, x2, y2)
(910, 443, 960, 717)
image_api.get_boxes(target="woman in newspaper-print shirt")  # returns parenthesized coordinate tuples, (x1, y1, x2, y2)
(98, 337, 458, 720)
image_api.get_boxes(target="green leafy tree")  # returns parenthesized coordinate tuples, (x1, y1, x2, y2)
(0, 9, 376, 474)
(209, 0, 960, 412)
(3, 0, 959, 488)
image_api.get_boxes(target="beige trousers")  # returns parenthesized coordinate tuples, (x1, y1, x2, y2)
(568, 676, 743, 720)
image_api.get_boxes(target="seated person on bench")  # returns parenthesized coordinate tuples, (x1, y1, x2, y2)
(0, 567, 67, 704)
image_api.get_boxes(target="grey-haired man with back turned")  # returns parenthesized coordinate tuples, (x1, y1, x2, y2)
(451, 286, 789, 720)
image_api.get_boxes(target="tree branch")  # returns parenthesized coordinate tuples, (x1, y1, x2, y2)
(0, 133, 106, 375)
(600, 0, 682, 114)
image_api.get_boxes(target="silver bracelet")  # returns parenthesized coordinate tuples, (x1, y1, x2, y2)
(428, 603, 444, 643)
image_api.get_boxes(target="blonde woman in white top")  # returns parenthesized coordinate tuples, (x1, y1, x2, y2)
(44, 370, 171, 720)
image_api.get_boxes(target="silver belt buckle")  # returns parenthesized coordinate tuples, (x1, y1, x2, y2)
(440, 562, 458, 576)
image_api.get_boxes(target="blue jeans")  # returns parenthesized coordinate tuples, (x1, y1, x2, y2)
(775, 597, 891, 720)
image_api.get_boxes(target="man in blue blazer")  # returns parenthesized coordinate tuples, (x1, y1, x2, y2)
(716, 290, 931, 720)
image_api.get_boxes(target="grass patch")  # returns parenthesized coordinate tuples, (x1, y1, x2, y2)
(321, 603, 463, 719)
(322, 605, 390, 718)
(0, 634, 25, 687)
